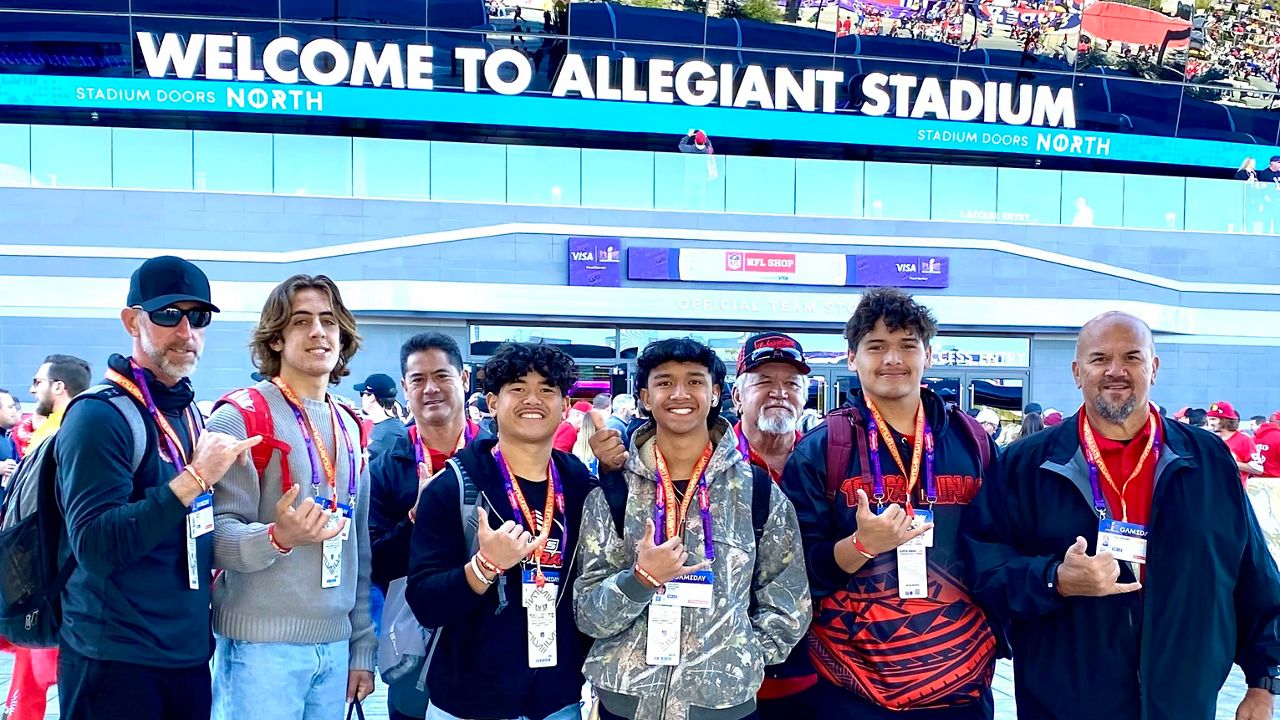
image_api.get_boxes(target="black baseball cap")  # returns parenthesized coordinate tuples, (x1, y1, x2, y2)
(1271, 155, 1280, 163)
(126, 255, 219, 312)
(355, 373, 398, 401)
(737, 332, 811, 375)
(1024, 403, 1043, 414)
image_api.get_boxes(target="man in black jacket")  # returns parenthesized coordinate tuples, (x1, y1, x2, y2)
(370, 332, 483, 720)
(961, 311, 1280, 720)
(55, 256, 260, 720)
(780, 288, 1001, 720)
(406, 342, 594, 720)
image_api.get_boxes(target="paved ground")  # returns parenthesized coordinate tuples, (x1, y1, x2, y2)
(0, 654, 1249, 719)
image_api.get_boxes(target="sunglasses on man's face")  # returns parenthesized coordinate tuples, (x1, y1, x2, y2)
(138, 306, 213, 329)
(748, 345, 803, 365)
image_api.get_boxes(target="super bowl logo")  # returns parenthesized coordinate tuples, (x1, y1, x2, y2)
(921, 257, 943, 274)
(725, 252, 744, 272)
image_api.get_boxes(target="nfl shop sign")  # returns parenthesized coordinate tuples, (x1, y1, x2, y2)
(726, 252, 798, 273)
(627, 246, 949, 288)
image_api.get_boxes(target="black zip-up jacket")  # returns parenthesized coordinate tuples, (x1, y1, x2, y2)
(960, 413, 1280, 720)
(406, 438, 594, 720)
(56, 354, 211, 667)
(780, 390, 1003, 714)
(369, 421, 493, 591)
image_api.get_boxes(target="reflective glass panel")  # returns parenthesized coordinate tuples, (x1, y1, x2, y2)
(353, 137, 430, 200)
(863, 161, 930, 220)
(30, 125, 111, 188)
(725, 156, 795, 215)
(431, 141, 506, 202)
(581, 149, 654, 209)
(112, 128, 194, 191)
(0, 123, 30, 187)
(507, 145, 581, 205)
(193, 130, 274, 193)
(795, 158, 863, 218)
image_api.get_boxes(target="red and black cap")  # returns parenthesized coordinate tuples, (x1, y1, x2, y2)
(736, 332, 810, 376)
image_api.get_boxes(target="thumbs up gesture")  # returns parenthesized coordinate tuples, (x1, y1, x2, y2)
(635, 518, 711, 586)
(475, 505, 538, 572)
(1054, 536, 1142, 597)
(587, 409, 629, 473)
(847, 488, 932, 556)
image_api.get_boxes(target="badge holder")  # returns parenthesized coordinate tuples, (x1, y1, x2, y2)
(897, 509, 932, 600)
(1097, 518, 1148, 569)
(523, 569, 559, 668)
(322, 510, 344, 589)
(186, 491, 214, 590)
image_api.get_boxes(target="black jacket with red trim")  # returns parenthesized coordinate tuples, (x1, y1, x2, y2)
(960, 413, 1280, 720)
(779, 389, 1004, 712)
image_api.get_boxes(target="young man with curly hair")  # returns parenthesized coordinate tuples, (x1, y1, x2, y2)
(406, 342, 597, 720)
(207, 274, 377, 718)
(780, 288, 1002, 720)
(574, 338, 811, 720)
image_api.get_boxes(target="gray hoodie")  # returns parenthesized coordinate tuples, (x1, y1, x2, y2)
(574, 419, 811, 720)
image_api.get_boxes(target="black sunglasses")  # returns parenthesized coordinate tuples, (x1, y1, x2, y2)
(137, 306, 213, 329)
(748, 345, 803, 364)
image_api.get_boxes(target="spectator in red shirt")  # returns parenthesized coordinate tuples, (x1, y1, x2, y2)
(553, 400, 590, 452)
(1255, 411, 1280, 478)
(1208, 401, 1263, 484)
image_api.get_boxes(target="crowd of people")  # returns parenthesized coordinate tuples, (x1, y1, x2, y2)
(1, 255, 1280, 720)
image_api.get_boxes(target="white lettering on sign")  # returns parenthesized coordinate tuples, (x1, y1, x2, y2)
(134, 33, 1075, 129)
(861, 72, 1076, 129)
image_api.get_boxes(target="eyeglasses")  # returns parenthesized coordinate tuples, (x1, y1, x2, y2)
(136, 306, 213, 329)
(747, 345, 804, 365)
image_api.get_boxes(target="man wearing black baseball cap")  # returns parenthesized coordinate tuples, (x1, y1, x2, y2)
(356, 372, 404, 458)
(56, 255, 260, 720)
(726, 332, 821, 719)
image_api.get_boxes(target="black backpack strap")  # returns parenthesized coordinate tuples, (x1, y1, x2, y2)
(450, 458, 482, 554)
(749, 466, 772, 545)
(78, 384, 149, 474)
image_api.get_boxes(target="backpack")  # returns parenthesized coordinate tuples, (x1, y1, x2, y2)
(0, 385, 151, 648)
(822, 404, 993, 501)
(377, 457, 480, 691)
(214, 387, 369, 487)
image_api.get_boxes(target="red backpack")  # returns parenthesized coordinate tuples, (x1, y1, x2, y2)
(823, 404, 993, 500)
(214, 387, 369, 485)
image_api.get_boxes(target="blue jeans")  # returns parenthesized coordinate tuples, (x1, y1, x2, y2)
(426, 701, 583, 720)
(212, 636, 349, 720)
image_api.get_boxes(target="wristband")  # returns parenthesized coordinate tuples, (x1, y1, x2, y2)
(185, 466, 210, 494)
(470, 555, 497, 586)
(475, 551, 503, 575)
(634, 564, 662, 589)
(267, 523, 292, 555)
(852, 534, 877, 559)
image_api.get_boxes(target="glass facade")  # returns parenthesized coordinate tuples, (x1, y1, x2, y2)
(0, 0, 1275, 144)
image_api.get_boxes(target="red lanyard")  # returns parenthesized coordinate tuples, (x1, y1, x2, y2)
(865, 399, 926, 510)
(105, 366, 195, 470)
(273, 377, 341, 509)
(654, 443, 714, 546)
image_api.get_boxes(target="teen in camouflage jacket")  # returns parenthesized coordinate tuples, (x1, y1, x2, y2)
(573, 418, 812, 720)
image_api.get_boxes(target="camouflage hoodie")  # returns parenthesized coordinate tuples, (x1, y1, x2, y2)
(574, 419, 812, 720)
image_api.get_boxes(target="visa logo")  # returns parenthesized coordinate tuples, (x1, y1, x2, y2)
(896, 262, 918, 273)
(571, 251, 595, 261)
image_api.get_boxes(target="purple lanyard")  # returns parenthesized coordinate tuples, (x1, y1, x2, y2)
(493, 447, 567, 557)
(653, 449, 716, 563)
(413, 423, 475, 464)
(283, 398, 357, 506)
(129, 363, 190, 473)
(864, 410, 936, 511)
(1082, 426, 1162, 520)
(735, 425, 751, 461)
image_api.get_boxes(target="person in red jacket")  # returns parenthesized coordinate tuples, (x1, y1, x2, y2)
(1208, 401, 1263, 484)
(1255, 412, 1280, 478)
(553, 401, 590, 452)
